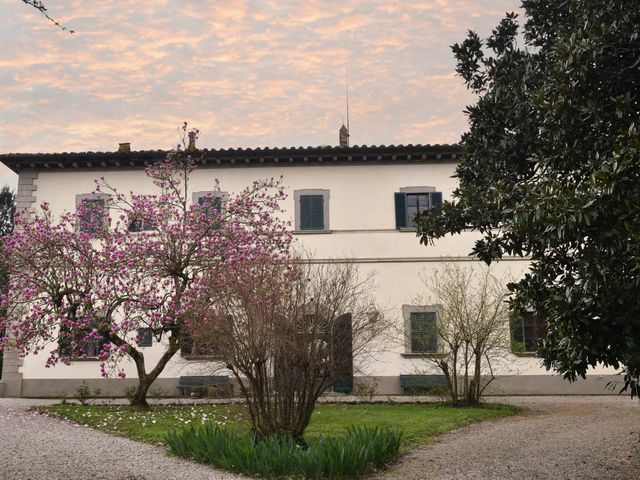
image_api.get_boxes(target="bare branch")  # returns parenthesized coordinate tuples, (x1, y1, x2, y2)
(20, 0, 74, 34)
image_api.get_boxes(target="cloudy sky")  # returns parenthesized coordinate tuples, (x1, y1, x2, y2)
(0, 0, 520, 188)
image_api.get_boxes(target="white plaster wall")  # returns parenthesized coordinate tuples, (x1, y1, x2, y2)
(33, 162, 459, 229)
(20, 163, 620, 381)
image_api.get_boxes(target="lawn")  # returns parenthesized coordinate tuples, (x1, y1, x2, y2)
(36, 401, 519, 449)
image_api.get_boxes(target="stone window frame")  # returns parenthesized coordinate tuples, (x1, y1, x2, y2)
(402, 305, 440, 356)
(293, 189, 331, 233)
(75, 193, 110, 234)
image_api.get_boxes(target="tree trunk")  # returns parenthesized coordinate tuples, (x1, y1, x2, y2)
(127, 336, 179, 410)
(438, 359, 456, 403)
(472, 349, 483, 404)
(130, 375, 152, 410)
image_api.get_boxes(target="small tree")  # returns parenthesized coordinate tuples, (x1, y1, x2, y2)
(0, 129, 291, 408)
(189, 257, 386, 443)
(411, 263, 510, 405)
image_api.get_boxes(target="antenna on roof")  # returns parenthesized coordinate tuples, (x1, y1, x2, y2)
(339, 64, 350, 147)
(346, 65, 350, 143)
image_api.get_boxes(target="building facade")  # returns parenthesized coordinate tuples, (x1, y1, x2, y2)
(0, 143, 620, 397)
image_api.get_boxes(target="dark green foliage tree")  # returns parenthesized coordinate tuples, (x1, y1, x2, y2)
(0, 185, 16, 289)
(0, 185, 15, 377)
(0, 186, 16, 239)
(416, 0, 640, 395)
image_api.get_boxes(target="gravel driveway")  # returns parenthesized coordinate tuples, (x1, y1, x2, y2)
(0, 398, 245, 480)
(374, 396, 640, 480)
(1, 396, 638, 480)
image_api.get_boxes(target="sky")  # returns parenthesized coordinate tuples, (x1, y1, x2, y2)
(0, 0, 521, 189)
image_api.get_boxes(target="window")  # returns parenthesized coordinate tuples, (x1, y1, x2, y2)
(406, 193, 430, 227)
(403, 306, 438, 354)
(58, 323, 104, 359)
(137, 327, 153, 347)
(180, 331, 222, 359)
(76, 194, 108, 234)
(198, 195, 223, 215)
(179, 332, 193, 356)
(394, 187, 443, 229)
(128, 217, 154, 232)
(193, 191, 224, 217)
(294, 189, 330, 232)
(511, 311, 546, 353)
(410, 312, 438, 353)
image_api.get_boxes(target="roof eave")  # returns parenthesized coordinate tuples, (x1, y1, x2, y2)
(0, 144, 462, 174)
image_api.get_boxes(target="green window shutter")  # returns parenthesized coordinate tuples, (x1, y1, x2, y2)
(394, 192, 407, 229)
(310, 195, 324, 229)
(410, 312, 437, 353)
(332, 313, 353, 393)
(300, 195, 324, 230)
(430, 191, 443, 216)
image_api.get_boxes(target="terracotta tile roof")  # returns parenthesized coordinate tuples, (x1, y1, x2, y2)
(0, 143, 461, 173)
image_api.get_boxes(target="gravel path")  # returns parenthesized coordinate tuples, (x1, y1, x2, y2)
(374, 396, 640, 480)
(0, 398, 246, 480)
(1, 396, 638, 480)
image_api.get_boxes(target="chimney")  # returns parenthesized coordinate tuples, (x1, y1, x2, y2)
(118, 142, 131, 152)
(339, 124, 349, 147)
(187, 131, 197, 152)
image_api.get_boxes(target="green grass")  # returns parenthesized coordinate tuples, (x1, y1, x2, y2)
(35, 401, 519, 449)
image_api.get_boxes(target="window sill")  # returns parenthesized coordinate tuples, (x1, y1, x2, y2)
(512, 352, 537, 357)
(181, 354, 224, 361)
(398, 227, 417, 232)
(293, 230, 332, 235)
(401, 352, 447, 358)
(68, 357, 100, 362)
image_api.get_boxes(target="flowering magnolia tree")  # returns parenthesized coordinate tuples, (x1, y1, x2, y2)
(0, 140, 291, 408)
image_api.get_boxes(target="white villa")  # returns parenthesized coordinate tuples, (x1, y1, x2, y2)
(0, 133, 620, 397)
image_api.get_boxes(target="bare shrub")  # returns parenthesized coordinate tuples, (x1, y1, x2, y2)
(409, 263, 511, 405)
(189, 257, 387, 442)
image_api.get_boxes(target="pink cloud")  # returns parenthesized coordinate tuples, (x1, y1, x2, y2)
(0, 0, 522, 161)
